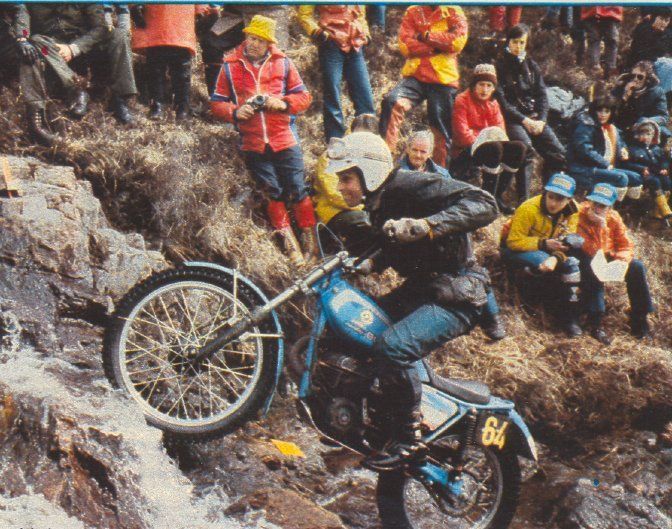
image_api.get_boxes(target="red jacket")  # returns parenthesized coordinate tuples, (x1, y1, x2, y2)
(132, 4, 209, 56)
(580, 6, 623, 22)
(577, 202, 634, 263)
(210, 44, 312, 153)
(297, 5, 369, 53)
(451, 89, 505, 154)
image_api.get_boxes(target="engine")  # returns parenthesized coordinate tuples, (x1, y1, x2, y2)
(307, 347, 373, 444)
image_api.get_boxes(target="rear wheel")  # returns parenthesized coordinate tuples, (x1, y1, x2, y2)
(376, 442, 520, 529)
(103, 266, 280, 441)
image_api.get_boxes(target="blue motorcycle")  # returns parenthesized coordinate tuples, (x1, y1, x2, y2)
(104, 248, 537, 529)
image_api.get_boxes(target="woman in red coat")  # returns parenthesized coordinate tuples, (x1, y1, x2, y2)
(451, 64, 527, 213)
(131, 4, 210, 120)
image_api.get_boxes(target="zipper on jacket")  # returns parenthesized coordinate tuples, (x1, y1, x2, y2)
(242, 55, 271, 146)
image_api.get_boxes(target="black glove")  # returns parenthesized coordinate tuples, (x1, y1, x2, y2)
(16, 39, 40, 65)
(130, 5, 146, 29)
(313, 29, 330, 44)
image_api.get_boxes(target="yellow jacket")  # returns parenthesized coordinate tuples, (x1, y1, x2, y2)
(503, 195, 579, 252)
(312, 153, 364, 224)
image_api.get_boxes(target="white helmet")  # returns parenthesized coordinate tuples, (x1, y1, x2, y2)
(325, 132, 393, 193)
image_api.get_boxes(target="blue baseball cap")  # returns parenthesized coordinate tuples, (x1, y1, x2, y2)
(544, 173, 576, 198)
(586, 182, 618, 206)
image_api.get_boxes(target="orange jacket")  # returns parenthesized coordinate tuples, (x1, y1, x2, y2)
(451, 89, 506, 154)
(132, 4, 209, 56)
(398, 5, 468, 86)
(297, 5, 369, 52)
(577, 202, 634, 262)
(580, 6, 623, 22)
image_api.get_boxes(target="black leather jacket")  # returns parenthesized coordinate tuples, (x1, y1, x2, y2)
(495, 51, 549, 125)
(366, 169, 498, 278)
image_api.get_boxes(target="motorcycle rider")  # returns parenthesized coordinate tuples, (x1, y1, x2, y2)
(327, 131, 499, 469)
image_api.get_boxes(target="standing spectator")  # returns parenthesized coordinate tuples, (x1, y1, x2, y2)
(398, 130, 450, 177)
(580, 5, 623, 78)
(367, 5, 386, 34)
(297, 5, 375, 142)
(451, 64, 527, 214)
(622, 119, 672, 221)
(380, 5, 468, 167)
(496, 24, 566, 202)
(313, 114, 379, 252)
(132, 4, 210, 121)
(577, 183, 655, 342)
(541, 6, 573, 31)
(501, 173, 583, 336)
(566, 96, 642, 198)
(626, 7, 671, 67)
(613, 61, 670, 139)
(210, 16, 317, 266)
(488, 6, 522, 37)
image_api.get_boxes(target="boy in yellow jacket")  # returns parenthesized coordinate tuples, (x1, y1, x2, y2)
(501, 173, 583, 336)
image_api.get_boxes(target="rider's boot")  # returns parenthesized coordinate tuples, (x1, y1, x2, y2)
(364, 410, 427, 471)
(300, 226, 319, 265)
(293, 197, 318, 265)
(278, 228, 305, 267)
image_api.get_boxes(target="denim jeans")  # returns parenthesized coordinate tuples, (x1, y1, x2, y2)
(593, 168, 642, 188)
(318, 39, 375, 141)
(579, 256, 654, 316)
(244, 144, 308, 202)
(367, 5, 386, 30)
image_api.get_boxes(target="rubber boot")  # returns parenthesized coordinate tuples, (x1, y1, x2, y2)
(292, 197, 318, 264)
(68, 89, 90, 119)
(172, 58, 192, 122)
(654, 192, 672, 223)
(495, 170, 515, 214)
(26, 106, 57, 147)
(561, 257, 582, 337)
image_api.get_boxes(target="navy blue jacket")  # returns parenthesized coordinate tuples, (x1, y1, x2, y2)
(567, 111, 627, 180)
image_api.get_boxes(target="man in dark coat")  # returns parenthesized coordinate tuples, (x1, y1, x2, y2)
(15, 3, 137, 137)
(495, 24, 566, 198)
(327, 131, 499, 469)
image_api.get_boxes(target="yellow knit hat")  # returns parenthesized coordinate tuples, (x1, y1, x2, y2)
(243, 15, 278, 44)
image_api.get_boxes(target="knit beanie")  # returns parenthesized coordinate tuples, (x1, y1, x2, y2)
(471, 63, 497, 86)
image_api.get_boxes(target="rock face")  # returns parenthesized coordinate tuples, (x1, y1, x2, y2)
(0, 155, 165, 368)
(0, 155, 238, 529)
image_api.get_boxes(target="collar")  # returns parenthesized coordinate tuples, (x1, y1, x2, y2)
(505, 47, 526, 62)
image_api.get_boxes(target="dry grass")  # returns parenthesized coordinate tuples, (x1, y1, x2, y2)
(0, 7, 670, 441)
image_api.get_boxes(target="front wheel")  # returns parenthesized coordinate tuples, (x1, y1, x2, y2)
(376, 443, 521, 529)
(103, 266, 280, 441)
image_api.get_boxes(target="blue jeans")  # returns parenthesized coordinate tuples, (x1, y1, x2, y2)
(572, 167, 642, 191)
(244, 144, 308, 202)
(367, 5, 386, 30)
(318, 39, 375, 141)
(579, 256, 654, 317)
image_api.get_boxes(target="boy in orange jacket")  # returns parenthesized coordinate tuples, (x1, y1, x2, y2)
(577, 183, 655, 342)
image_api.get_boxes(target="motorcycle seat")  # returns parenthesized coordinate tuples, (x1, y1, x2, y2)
(425, 365, 491, 404)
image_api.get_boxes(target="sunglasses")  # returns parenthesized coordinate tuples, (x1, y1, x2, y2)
(632, 73, 645, 81)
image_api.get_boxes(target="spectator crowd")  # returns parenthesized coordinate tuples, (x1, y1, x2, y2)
(2, 4, 672, 346)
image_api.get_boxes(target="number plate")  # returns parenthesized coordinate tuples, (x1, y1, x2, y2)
(478, 415, 510, 450)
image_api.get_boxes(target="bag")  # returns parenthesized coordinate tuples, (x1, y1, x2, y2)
(428, 265, 491, 308)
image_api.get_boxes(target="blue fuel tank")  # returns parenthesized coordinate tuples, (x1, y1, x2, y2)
(318, 275, 392, 349)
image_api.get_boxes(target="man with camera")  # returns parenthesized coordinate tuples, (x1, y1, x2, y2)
(210, 15, 318, 266)
(495, 24, 566, 200)
(500, 173, 584, 336)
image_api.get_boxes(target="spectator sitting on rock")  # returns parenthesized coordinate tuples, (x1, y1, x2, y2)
(210, 15, 317, 267)
(621, 119, 672, 223)
(0, 5, 56, 146)
(451, 63, 527, 214)
(131, 4, 213, 121)
(313, 113, 379, 253)
(500, 173, 583, 336)
(298, 4, 375, 142)
(495, 24, 566, 201)
(379, 5, 468, 168)
(577, 182, 655, 343)
(397, 130, 450, 177)
(613, 61, 671, 141)
(566, 96, 642, 200)
(13, 4, 137, 144)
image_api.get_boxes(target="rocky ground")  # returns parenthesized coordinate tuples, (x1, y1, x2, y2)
(0, 155, 669, 529)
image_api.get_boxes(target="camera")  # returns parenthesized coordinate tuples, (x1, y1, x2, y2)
(562, 233, 585, 250)
(246, 94, 268, 112)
